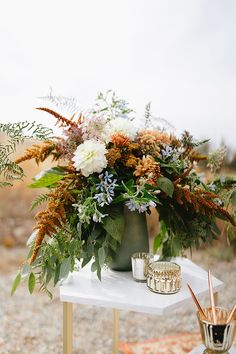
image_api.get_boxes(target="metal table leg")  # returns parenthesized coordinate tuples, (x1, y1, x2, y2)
(112, 309, 120, 354)
(63, 302, 73, 354)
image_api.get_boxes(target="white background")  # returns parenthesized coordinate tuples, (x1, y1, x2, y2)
(0, 0, 235, 147)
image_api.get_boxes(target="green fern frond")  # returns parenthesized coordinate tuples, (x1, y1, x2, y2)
(0, 121, 53, 142)
(3, 159, 24, 180)
(38, 88, 80, 114)
(0, 181, 12, 187)
(0, 121, 54, 185)
(30, 193, 49, 211)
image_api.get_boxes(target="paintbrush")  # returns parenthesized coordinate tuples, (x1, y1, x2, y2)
(208, 270, 217, 324)
(226, 303, 236, 324)
(187, 283, 207, 319)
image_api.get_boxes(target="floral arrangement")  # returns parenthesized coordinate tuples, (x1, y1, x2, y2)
(1, 91, 235, 297)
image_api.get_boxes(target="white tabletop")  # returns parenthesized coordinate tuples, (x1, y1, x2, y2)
(189, 344, 236, 353)
(59, 257, 223, 315)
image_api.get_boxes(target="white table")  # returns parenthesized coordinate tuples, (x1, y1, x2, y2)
(59, 257, 223, 354)
(189, 344, 236, 353)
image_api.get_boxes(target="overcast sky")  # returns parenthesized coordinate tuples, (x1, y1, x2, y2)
(0, 0, 236, 148)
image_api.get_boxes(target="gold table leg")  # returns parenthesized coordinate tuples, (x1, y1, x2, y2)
(112, 309, 120, 354)
(63, 302, 73, 354)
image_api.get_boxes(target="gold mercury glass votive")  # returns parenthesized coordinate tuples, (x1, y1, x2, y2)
(198, 307, 236, 354)
(131, 252, 154, 282)
(146, 261, 181, 294)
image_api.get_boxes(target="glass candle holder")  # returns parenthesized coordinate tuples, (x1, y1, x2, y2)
(131, 252, 154, 282)
(146, 261, 181, 294)
(197, 307, 236, 354)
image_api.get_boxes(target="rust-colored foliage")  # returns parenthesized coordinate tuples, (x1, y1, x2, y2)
(174, 185, 236, 226)
(36, 107, 78, 128)
(173, 164, 193, 185)
(30, 180, 75, 264)
(15, 141, 58, 165)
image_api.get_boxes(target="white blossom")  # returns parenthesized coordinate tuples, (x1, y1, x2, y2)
(72, 140, 107, 177)
(106, 117, 138, 141)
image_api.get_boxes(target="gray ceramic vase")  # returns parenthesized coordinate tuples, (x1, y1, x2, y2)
(109, 205, 149, 271)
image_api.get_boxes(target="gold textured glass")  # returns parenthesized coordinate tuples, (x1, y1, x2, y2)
(146, 261, 181, 294)
(198, 307, 236, 354)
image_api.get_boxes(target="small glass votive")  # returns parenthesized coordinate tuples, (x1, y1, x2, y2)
(131, 252, 154, 282)
(146, 261, 181, 294)
(197, 307, 236, 354)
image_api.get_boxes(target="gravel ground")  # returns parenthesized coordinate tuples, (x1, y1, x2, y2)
(0, 247, 236, 354)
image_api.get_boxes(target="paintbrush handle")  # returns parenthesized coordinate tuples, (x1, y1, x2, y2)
(187, 284, 206, 319)
(208, 270, 217, 324)
(227, 304, 236, 324)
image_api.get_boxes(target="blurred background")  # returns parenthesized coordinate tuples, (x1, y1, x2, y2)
(0, 1, 236, 353)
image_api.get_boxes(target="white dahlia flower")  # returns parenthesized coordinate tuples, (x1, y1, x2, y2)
(106, 117, 138, 141)
(72, 140, 107, 177)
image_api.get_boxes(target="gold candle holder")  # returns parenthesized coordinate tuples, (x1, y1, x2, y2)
(131, 252, 154, 282)
(198, 307, 236, 353)
(146, 261, 181, 294)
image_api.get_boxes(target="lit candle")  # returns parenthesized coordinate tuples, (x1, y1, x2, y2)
(131, 253, 154, 282)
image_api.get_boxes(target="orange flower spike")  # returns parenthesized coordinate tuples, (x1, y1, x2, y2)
(36, 107, 78, 128)
(15, 141, 56, 165)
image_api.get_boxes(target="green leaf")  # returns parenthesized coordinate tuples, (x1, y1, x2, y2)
(112, 195, 125, 204)
(157, 177, 174, 197)
(69, 239, 78, 257)
(45, 269, 53, 285)
(59, 257, 71, 280)
(153, 221, 167, 253)
(44, 167, 67, 175)
(82, 256, 92, 268)
(107, 235, 118, 252)
(28, 173, 64, 189)
(231, 190, 236, 206)
(122, 179, 135, 193)
(28, 272, 36, 294)
(26, 246, 34, 260)
(90, 227, 102, 240)
(11, 273, 21, 296)
(54, 264, 61, 286)
(26, 231, 37, 246)
(103, 215, 124, 243)
(98, 247, 106, 267)
(153, 233, 164, 253)
(91, 261, 97, 272)
(21, 263, 31, 277)
(97, 265, 102, 281)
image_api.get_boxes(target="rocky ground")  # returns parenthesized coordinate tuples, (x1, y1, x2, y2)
(0, 246, 236, 354)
